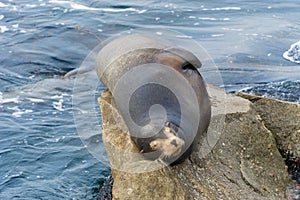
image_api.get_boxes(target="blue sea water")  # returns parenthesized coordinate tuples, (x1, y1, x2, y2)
(0, 0, 299, 199)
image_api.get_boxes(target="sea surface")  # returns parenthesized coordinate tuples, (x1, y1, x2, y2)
(0, 0, 299, 199)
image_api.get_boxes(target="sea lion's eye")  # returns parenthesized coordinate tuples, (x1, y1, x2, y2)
(182, 62, 195, 71)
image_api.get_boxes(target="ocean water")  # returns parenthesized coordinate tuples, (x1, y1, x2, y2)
(0, 0, 299, 199)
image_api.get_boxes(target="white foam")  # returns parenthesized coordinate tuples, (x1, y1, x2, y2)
(50, 93, 68, 99)
(199, 17, 230, 21)
(12, 5, 18, 11)
(8, 106, 33, 117)
(175, 35, 192, 39)
(51, 93, 68, 111)
(13, 109, 33, 117)
(202, 7, 241, 11)
(262, 34, 272, 38)
(55, 22, 65, 26)
(0, 15, 4, 20)
(0, 26, 9, 33)
(25, 4, 37, 8)
(138, 9, 147, 14)
(222, 27, 243, 31)
(243, 33, 258, 36)
(283, 41, 300, 64)
(52, 7, 61, 10)
(0, 2, 8, 7)
(0, 92, 2, 104)
(211, 34, 224, 37)
(199, 17, 217, 21)
(0, 97, 20, 104)
(49, 0, 142, 13)
(53, 99, 64, 111)
(26, 98, 45, 103)
(12, 24, 19, 28)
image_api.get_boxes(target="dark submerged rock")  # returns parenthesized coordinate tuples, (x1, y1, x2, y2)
(96, 175, 114, 200)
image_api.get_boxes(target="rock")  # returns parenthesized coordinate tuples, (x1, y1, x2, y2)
(96, 175, 114, 200)
(98, 85, 296, 200)
(237, 92, 300, 158)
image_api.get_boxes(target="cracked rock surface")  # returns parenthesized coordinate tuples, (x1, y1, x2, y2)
(98, 85, 297, 200)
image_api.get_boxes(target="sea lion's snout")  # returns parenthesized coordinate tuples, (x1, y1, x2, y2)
(171, 139, 178, 147)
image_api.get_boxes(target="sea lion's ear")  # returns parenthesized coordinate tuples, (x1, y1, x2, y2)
(166, 47, 202, 69)
(164, 121, 179, 134)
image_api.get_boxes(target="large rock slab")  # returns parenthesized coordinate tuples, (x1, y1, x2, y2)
(98, 85, 294, 200)
(237, 92, 300, 158)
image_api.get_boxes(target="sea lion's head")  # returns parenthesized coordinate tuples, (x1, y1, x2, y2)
(149, 126, 185, 159)
(136, 121, 186, 163)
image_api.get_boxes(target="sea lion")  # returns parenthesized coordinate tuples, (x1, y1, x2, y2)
(95, 33, 211, 165)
